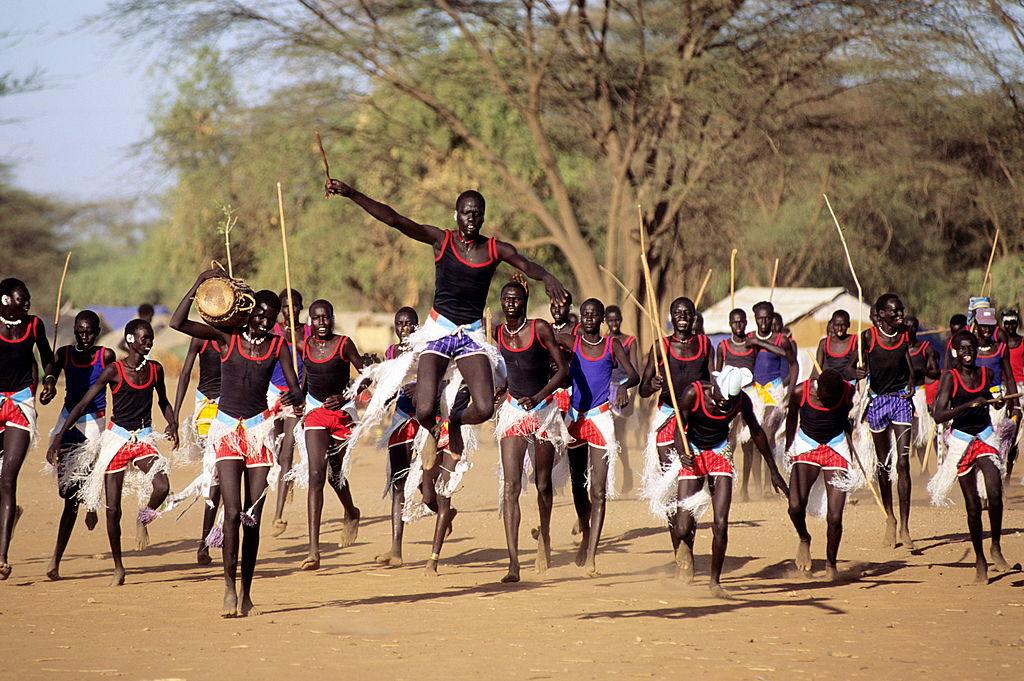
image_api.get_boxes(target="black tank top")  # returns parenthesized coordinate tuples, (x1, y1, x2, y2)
(197, 339, 222, 400)
(822, 335, 858, 379)
(498, 320, 551, 400)
(687, 382, 741, 450)
(798, 380, 853, 444)
(431, 230, 500, 325)
(0, 316, 41, 392)
(303, 336, 352, 403)
(110, 361, 157, 430)
(218, 333, 284, 419)
(866, 327, 910, 395)
(659, 335, 710, 406)
(720, 338, 756, 373)
(949, 368, 990, 435)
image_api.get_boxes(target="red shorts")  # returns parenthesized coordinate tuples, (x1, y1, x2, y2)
(215, 429, 275, 468)
(106, 442, 159, 474)
(388, 418, 419, 447)
(924, 380, 940, 407)
(791, 445, 849, 470)
(679, 449, 735, 479)
(957, 438, 999, 476)
(554, 388, 571, 415)
(304, 407, 354, 441)
(656, 416, 679, 446)
(568, 418, 607, 449)
(0, 393, 32, 432)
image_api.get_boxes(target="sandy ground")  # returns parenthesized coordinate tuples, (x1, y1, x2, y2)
(3, 386, 1024, 681)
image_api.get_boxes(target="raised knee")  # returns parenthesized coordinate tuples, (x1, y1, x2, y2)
(477, 401, 495, 421)
(151, 476, 169, 496)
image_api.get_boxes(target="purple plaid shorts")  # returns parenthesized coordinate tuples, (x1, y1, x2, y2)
(866, 392, 913, 432)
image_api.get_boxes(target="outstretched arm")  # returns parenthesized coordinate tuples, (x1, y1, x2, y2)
(173, 338, 201, 427)
(325, 179, 445, 246)
(495, 240, 567, 304)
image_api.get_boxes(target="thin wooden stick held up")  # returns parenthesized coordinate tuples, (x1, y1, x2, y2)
(277, 182, 299, 376)
(729, 248, 738, 310)
(769, 257, 780, 302)
(53, 251, 72, 335)
(981, 227, 1000, 298)
(694, 268, 713, 309)
(598, 265, 654, 324)
(637, 205, 689, 453)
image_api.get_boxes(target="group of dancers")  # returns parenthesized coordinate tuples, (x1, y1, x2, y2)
(0, 180, 1019, 615)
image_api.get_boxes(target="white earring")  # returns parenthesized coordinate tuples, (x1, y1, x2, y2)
(454, 212, 458, 222)
(126, 334, 135, 343)
(1, 295, 10, 306)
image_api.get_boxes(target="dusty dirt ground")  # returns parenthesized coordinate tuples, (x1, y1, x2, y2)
(3, 386, 1024, 681)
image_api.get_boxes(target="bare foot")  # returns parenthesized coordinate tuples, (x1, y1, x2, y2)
(898, 528, 916, 552)
(197, 546, 212, 566)
(270, 518, 288, 538)
(825, 564, 840, 582)
(795, 538, 812, 572)
(974, 558, 989, 585)
(584, 557, 599, 577)
(135, 521, 150, 552)
(222, 586, 239, 618)
(990, 545, 1011, 572)
(338, 509, 361, 549)
(883, 517, 897, 549)
(675, 544, 694, 582)
(740, 489, 750, 503)
(574, 542, 588, 567)
(0, 562, 9, 580)
(501, 565, 521, 583)
(46, 561, 60, 581)
(425, 558, 439, 577)
(300, 554, 320, 571)
(709, 582, 734, 600)
(375, 551, 404, 567)
(535, 535, 550, 574)
(239, 596, 261, 617)
(111, 566, 126, 587)
(530, 526, 540, 541)
(85, 510, 98, 531)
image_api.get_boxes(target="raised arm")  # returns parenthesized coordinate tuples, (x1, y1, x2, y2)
(154, 364, 179, 449)
(169, 271, 232, 343)
(495, 240, 567, 304)
(325, 178, 445, 246)
(173, 338, 201, 427)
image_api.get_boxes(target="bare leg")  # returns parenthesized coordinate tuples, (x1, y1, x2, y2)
(499, 436, 527, 583)
(673, 477, 705, 582)
(615, 415, 634, 495)
(271, 416, 296, 536)
(708, 477, 734, 597)
(958, 467, 988, 583)
(447, 354, 496, 455)
(376, 442, 413, 566)
(583, 445, 609, 576)
(656, 443, 682, 555)
(568, 444, 591, 566)
(533, 440, 555, 574)
(48, 451, 85, 580)
(978, 458, 1009, 571)
(0, 428, 31, 579)
(217, 459, 245, 617)
(739, 440, 759, 502)
(198, 484, 221, 566)
(787, 463, 819, 573)
(133, 456, 169, 552)
(103, 471, 126, 586)
(822, 471, 847, 580)
(892, 424, 914, 549)
(425, 450, 459, 576)
(871, 428, 898, 548)
(239, 465, 270, 617)
(302, 428, 331, 570)
(327, 443, 360, 548)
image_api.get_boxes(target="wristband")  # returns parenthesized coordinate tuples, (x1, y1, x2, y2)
(618, 378, 629, 386)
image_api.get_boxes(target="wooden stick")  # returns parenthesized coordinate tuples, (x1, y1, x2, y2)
(823, 194, 887, 515)
(53, 251, 72, 335)
(224, 214, 237, 278)
(484, 307, 493, 344)
(598, 265, 654, 323)
(920, 422, 936, 475)
(981, 227, 1000, 298)
(769, 257, 780, 302)
(807, 349, 822, 374)
(637, 205, 690, 454)
(729, 248, 738, 310)
(315, 131, 331, 182)
(694, 268, 713, 309)
(277, 182, 300, 376)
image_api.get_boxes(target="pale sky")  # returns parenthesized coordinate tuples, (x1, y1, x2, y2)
(1, 0, 159, 204)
